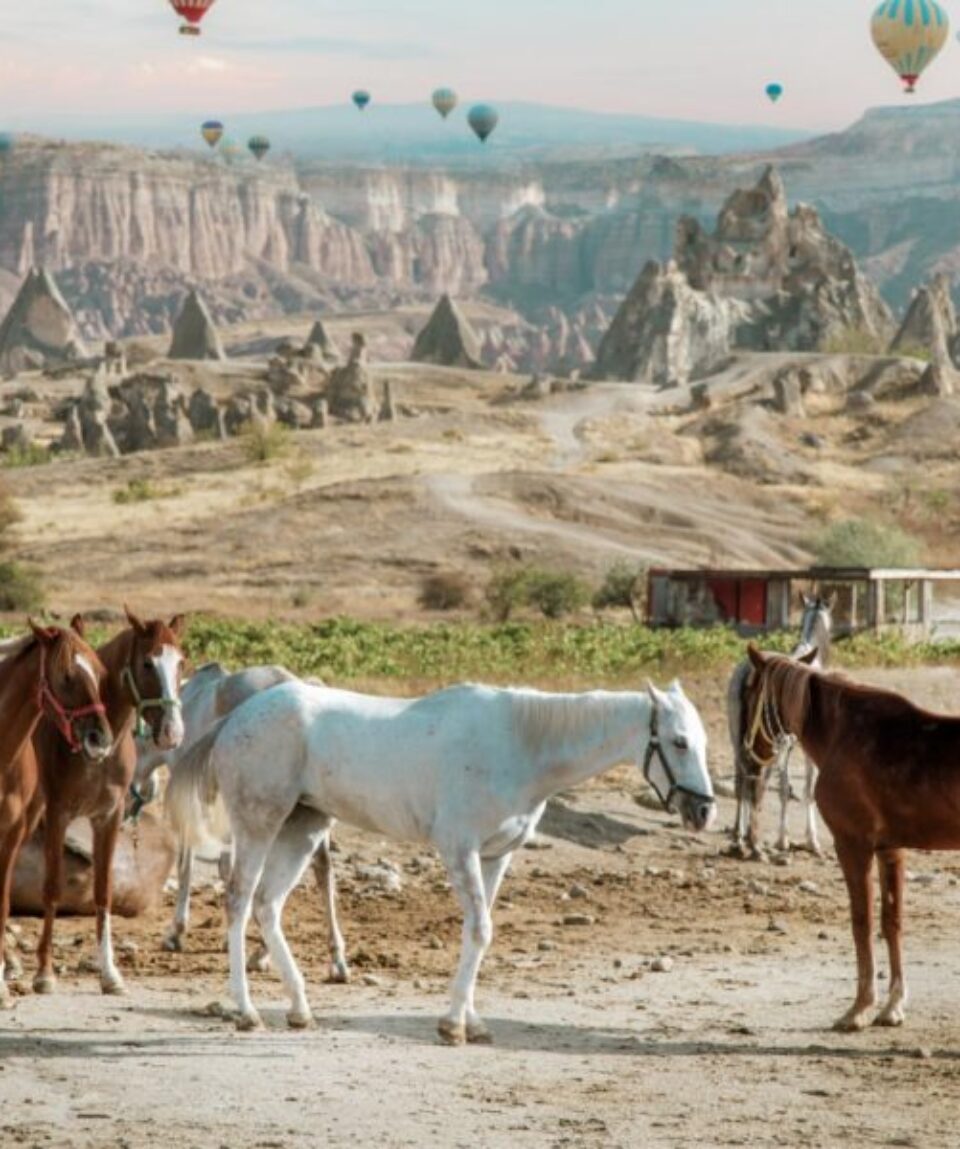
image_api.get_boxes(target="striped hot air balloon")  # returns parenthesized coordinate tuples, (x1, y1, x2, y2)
(871, 0, 949, 94)
(201, 121, 224, 149)
(468, 104, 499, 144)
(353, 90, 372, 111)
(432, 88, 458, 119)
(248, 135, 271, 163)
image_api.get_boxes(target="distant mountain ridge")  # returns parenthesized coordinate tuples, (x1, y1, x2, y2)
(4, 101, 814, 164)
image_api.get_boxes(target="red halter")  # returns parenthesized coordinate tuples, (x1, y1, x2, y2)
(37, 646, 108, 755)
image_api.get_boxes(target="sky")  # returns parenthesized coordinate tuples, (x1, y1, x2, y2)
(4, 0, 960, 131)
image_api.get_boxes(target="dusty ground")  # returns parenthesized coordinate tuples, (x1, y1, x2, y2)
(3, 667, 960, 1148)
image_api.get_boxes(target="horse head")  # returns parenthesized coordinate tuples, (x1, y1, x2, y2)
(643, 680, 715, 832)
(30, 620, 114, 762)
(116, 606, 187, 752)
(743, 644, 816, 769)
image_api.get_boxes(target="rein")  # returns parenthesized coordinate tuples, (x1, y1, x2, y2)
(743, 672, 796, 771)
(121, 664, 182, 740)
(643, 700, 713, 812)
(37, 647, 107, 755)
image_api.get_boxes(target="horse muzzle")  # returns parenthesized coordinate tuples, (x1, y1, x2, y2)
(678, 793, 717, 833)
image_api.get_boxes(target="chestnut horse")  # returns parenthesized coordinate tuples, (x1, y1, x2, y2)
(0, 623, 113, 1007)
(28, 609, 186, 996)
(744, 644, 960, 1032)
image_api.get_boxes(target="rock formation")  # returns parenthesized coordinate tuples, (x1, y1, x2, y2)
(0, 267, 89, 376)
(305, 320, 341, 365)
(594, 167, 895, 386)
(890, 274, 959, 363)
(411, 295, 483, 369)
(168, 290, 226, 362)
(327, 334, 375, 422)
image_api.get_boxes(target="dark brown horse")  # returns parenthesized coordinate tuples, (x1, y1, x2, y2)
(28, 608, 186, 996)
(0, 624, 113, 1007)
(744, 644, 960, 1032)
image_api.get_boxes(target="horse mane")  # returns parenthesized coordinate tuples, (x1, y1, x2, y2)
(764, 655, 815, 737)
(509, 690, 634, 756)
(0, 635, 34, 664)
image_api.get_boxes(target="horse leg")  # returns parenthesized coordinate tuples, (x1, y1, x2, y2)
(253, 806, 331, 1029)
(34, 808, 67, 995)
(731, 759, 749, 856)
(876, 848, 907, 1027)
(0, 819, 27, 1008)
(745, 772, 766, 861)
(802, 757, 823, 857)
(225, 832, 274, 1031)
(454, 852, 514, 1045)
(833, 835, 877, 1032)
(776, 747, 792, 853)
(92, 812, 125, 995)
(438, 849, 492, 1047)
(311, 833, 350, 984)
(163, 844, 194, 953)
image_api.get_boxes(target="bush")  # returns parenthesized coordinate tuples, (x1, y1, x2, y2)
(821, 328, 888, 356)
(813, 518, 921, 569)
(0, 561, 44, 611)
(487, 565, 589, 621)
(113, 478, 166, 505)
(419, 572, 471, 612)
(242, 421, 289, 464)
(2, 443, 53, 469)
(593, 562, 647, 621)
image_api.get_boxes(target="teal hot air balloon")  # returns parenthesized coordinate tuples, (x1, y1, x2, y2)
(765, 83, 784, 104)
(468, 104, 499, 144)
(248, 135, 271, 162)
(353, 90, 372, 111)
(432, 88, 458, 119)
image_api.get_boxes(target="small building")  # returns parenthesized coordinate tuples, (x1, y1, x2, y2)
(646, 568, 960, 639)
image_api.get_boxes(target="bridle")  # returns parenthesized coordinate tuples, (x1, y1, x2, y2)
(37, 646, 107, 756)
(121, 661, 182, 741)
(642, 698, 713, 813)
(743, 670, 796, 771)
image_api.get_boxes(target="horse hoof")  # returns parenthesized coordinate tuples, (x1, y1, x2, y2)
(101, 978, 127, 997)
(4, 955, 23, 981)
(466, 1021, 493, 1045)
(246, 953, 271, 975)
(287, 1009, 313, 1030)
(327, 961, 350, 985)
(235, 1011, 263, 1033)
(437, 1018, 466, 1046)
(833, 1011, 870, 1034)
(33, 974, 57, 996)
(875, 1009, 905, 1028)
(162, 934, 184, 954)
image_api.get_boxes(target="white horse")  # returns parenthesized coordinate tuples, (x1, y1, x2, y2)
(133, 663, 350, 982)
(167, 679, 715, 1043)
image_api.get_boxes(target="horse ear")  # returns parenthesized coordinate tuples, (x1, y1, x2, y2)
(124, 604, 147, 635)
(800, 592, 811, 608)
(28, 617, 56, 644)
(70, 613, 86, 638)
(168, 614, 186, 639)
(826, 594, 837, 612)
(798, 647, 818, 666)
(668, 678, 683, 697)
(746, 643, 766, 671)
(646, 681, 667, 706)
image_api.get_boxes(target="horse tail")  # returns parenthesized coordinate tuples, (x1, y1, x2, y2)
(165, 716, 232, 849)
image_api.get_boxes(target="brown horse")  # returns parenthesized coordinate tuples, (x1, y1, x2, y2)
(29, 608, 186, 996)
(0, 623, 114, 1007)
(744, 643, 960, 1032)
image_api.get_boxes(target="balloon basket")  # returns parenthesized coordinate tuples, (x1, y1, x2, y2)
(179, 24, 201, 36)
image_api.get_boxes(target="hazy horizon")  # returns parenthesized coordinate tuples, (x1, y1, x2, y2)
(5, 1, 960, 135)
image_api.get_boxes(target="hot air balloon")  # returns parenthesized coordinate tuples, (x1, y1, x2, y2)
(248, 135, 271, 163)
(432, 88, 458, 119)
(201, 120, 224, 149)
(353, 90, 372, 112)
(0, 134, 13, 159)
(468, 105, 499, 144)
(169, 0, 217, 36)
(221, 137, 242, 164)
(871, 0, 949, 94)
(765, 83, 784, 104)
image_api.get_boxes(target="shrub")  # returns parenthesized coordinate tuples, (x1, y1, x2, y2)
(2, 443, 53, 469)
(486, 567, 532, 622)
(419, 571, 471, 612)
(593, 562, 647, 621)
(0, 561, 44, 611)
(242, 421, 289, 464)
(113, 478, 164, 505)
(813, 517, 921, 569)
(821, 328, 887, 356)
(525, 569, 589, 619)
